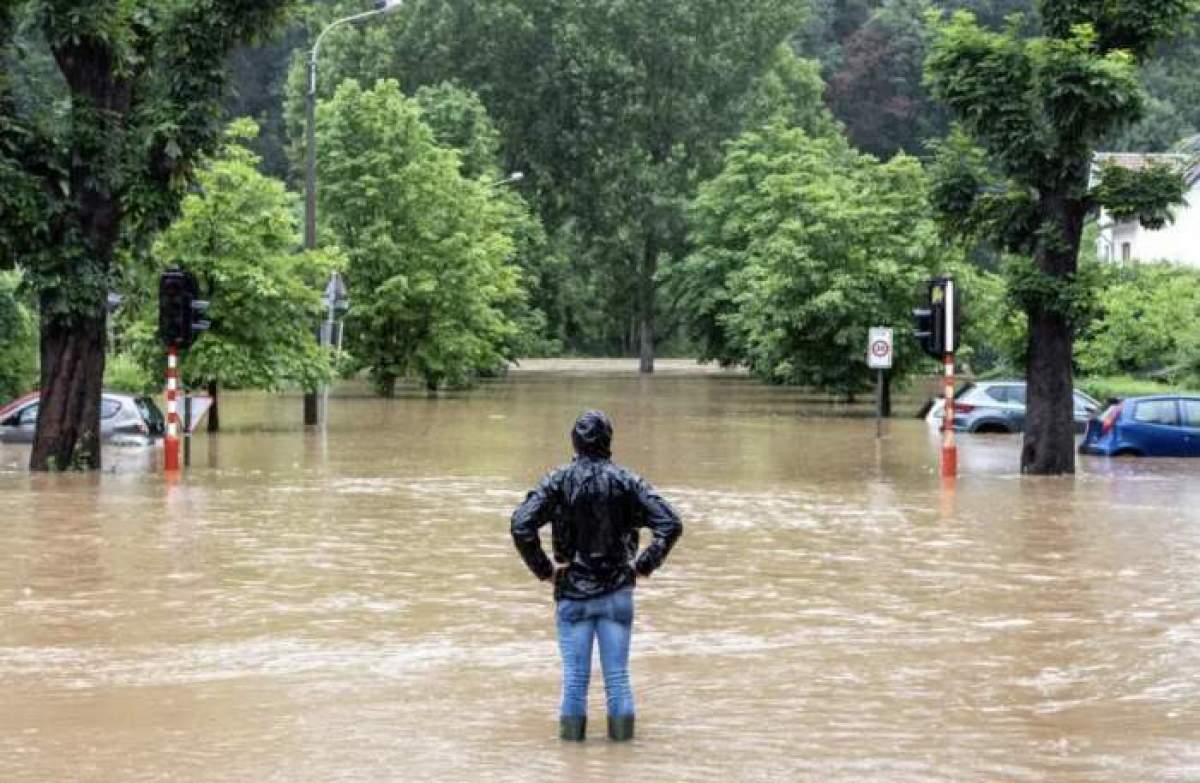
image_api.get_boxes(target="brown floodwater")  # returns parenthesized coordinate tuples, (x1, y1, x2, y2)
(2, 359, 1199, 781)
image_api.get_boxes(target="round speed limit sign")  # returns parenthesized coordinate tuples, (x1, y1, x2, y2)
(867, 327, 893, 369)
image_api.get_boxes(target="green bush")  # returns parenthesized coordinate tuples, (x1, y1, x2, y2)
(1075, 375, 1182, 403)
(0, 272, 38, 403)
(1076, 262, 1200, 381)
(103, 353, 157, 395)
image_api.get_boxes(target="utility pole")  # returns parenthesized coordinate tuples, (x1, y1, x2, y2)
(303, 49, 320, 425)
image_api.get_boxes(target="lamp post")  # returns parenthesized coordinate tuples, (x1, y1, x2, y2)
(304, 0, 403, 426)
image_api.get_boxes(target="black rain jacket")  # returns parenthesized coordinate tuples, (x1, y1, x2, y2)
(510, 413, 682, 601)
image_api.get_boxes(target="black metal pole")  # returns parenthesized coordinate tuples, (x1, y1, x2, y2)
(876, 370, 883, 439)
(183, 393, 192, 467)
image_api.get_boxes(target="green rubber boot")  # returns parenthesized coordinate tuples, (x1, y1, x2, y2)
(607, 715, 635, 742)
(559, 715, 587, 741)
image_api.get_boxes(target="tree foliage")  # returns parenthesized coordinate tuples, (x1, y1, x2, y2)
(129, 119, 337, 405)
(1076, 263, 1200, 382)
(317, 79, 523, 393)
(668, 124, 949, 395)
(412, 81, 564, 357)
(292, 0, 811, 365)
(828, 0, 947, 157)
(0, 271, 37, 402)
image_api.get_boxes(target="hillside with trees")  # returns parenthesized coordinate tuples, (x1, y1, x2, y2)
(3, 0, 1199, 474)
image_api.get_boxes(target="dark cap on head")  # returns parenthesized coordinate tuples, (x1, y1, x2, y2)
(571, 410, 613, 459)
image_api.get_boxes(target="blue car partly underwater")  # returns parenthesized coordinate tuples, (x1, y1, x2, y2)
(1080, 395, 1200, 457)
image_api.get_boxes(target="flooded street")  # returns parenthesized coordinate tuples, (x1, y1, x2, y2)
(3, 360, 1200, 781)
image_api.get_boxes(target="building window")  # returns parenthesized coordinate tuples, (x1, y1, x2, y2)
(1122, 242, 1132, 263)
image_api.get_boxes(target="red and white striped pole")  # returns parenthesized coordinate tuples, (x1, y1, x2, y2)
(941, 279, 957, 479)
(165, 346, 181, 472)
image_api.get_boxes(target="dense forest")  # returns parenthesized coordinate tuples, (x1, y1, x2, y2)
(216, 0, 1200, 359)
(2, 0, 1198, 473)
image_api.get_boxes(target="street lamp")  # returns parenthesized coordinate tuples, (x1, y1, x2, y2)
(303, 0, 403, 426)
(489, 171, 524, 189)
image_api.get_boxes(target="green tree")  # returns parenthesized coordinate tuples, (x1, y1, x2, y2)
(129, 119, 338, 431)
(413, 81, 564, 356)
(924, 3, 1194, 474)
(317, 79, 523, 393)
(0, 0, 292, 470)
(828, 0, 948, 158)
(668, 124, 948, 395)
(741, 44, 843, 138)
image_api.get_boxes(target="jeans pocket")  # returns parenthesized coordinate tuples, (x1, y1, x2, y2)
(556, 598, 586, 624)
(608, 589, 634, 625)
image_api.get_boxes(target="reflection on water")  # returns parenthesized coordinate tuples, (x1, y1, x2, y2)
(2, 360, 1199, 781)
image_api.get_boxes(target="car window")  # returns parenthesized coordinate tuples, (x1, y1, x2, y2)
(1134, 400, 1179, 426)
(1181, 400, 1200, 428)
(135, 397, 164, 434)
(1073, 393, 1095, 412)
(100, 399, 121, 419)
(984, 386, 1008, 403)
(1006, 385, 1027, 405)
(17, 403, 38, 426)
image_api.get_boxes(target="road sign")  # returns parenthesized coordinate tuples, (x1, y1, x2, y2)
(868, 327, 893, 370)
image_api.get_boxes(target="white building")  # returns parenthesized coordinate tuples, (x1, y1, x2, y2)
(1094, 153, 1200, 267)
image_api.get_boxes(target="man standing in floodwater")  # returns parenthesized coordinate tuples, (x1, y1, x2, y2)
(511, 410, 683, 742)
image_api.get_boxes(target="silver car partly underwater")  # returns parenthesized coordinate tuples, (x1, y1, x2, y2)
(0, 391, 165, 445)
(925, 380, 1101, 434)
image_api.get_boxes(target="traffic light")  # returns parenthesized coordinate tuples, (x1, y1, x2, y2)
(158, 268, 209, 349)
(912, 277, 957, 358)
(912, 305, 940, 359)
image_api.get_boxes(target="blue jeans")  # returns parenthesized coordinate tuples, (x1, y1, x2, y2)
(556, 587, 635, 719)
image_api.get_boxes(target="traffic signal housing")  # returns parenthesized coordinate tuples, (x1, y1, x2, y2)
(158, 269, 210, 349)
(912, 277, 957, 359)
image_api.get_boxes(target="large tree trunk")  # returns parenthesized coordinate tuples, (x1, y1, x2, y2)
(379, 375, 397, 398)
(1021, 306, 1076, 474)
(30, 309, 106, 471)
(207, 381, 220, 433)
(1021, 187, 1087, 475)
(638, 240, 656, 374)
(30, 39, 130, 471)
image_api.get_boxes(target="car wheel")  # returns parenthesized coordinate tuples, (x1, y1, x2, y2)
(1112, 449, 1142, 458)
(972, 423, 1012, 434)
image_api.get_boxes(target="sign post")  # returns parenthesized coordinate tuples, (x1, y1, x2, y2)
(867, 327, 893, 439)
(164, 346, 180, 472)
(319, 271, 350, 427)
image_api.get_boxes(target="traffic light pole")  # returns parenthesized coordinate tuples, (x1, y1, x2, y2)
(941, 280, 957, 479)
(165, 346, 181, 472)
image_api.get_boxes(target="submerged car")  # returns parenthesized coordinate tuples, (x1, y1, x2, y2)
(926, 380, 1101, 434)
(0, 391, 165, 444)
(1079, 395, 1200, 457)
